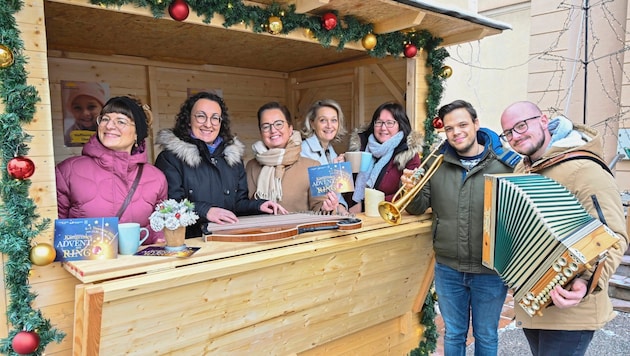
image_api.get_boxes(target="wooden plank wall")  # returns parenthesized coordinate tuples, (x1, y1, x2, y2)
(48, 53, 288, 164)
(48, 53, 408, 166)
(289, 57, 408, 154)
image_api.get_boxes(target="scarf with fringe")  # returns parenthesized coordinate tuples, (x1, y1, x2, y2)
(252, 130, 303, 202)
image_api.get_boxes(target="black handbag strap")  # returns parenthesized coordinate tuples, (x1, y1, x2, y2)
(116, 164, 144, 218)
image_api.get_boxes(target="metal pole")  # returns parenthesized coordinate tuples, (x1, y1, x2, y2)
(583, 0, 589, 124)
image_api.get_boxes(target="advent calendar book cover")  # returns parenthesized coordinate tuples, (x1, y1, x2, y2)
(308, 162, 354, 197)
(54, 217, 119, 262)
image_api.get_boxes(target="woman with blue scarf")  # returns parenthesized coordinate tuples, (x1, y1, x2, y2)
(348, 102, 423, 214)
(155, 92, 287, 238)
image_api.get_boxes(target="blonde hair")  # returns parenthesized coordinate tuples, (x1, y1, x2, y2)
(301, 99, 347, 143)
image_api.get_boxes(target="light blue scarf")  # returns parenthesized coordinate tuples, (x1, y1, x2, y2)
(352, 131, 404, 202)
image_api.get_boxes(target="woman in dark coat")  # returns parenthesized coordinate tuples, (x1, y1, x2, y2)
(155, 92, 286, 237)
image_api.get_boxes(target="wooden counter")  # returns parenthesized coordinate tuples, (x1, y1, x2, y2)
(65, 213, 434, 355)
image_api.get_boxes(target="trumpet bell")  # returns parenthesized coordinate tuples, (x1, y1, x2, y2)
(378, 201, 402, 225)
(375, 141, 445, 225)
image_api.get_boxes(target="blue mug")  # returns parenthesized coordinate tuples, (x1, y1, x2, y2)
(118, 223, 149, 255)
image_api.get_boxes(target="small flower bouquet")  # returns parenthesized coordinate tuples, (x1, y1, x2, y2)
(149, 199, 199, 232)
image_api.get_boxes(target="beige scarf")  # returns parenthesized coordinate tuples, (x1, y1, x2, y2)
(252, 130, 303, 202)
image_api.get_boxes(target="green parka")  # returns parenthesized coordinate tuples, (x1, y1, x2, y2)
(406, 128, 520, 274)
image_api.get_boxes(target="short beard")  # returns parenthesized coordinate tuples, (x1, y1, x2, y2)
(455, 140, 477, 157)
(519, 135, 545, 159)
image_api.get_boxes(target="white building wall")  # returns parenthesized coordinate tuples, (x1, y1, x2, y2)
(440, 2, 531, 133)
(438, 0, 630, 191)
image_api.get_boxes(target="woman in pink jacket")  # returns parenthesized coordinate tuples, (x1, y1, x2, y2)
(56, 96, 167, 244)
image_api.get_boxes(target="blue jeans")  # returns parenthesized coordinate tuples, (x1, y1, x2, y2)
(523, 328, 594, 356)
(434, 262, 508, 356)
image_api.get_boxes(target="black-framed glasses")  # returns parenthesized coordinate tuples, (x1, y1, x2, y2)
(96, 115, 135, 129)
(260, 120, 286, 133)
(499, 116, 541, 142)
(193, 112, 222, 126)
(374, 120, 397, 128)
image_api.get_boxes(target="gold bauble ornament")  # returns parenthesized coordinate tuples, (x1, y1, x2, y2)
(268, 16, 283, 35)
(440, 65, 453, 79)
(304, 28, 316, 40)
(30, 243, 56, 266)
(0, 44, 15, 68)
(361, 33, 377, 50)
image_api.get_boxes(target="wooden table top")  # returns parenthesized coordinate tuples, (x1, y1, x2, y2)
(64, 213, 432, 283)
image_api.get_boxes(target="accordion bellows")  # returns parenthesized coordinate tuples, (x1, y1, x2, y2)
(483, 174, 619, 317)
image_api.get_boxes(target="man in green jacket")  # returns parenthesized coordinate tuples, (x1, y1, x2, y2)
(500, 101, 628, 356)
(405, 100, 520, 355)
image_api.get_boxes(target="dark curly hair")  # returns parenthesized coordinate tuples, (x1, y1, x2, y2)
(172, 92, 234, 144)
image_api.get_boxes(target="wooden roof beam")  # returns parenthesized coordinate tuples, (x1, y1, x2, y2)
(372, 10, 425, 34)
(291, 0, 330, 13)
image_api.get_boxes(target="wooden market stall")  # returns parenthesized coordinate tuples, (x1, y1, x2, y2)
(67, 214, 435, 355)
(1, 0, 509, 354)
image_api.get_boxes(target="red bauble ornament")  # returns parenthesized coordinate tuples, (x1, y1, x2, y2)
(168, 0, 190, 21)
(12, 331, 40, 355)
(322, 13, 338, 31)
(403, 44, 418, 58)
(432, 117, 444, 129)
(7, 156, 35, 180)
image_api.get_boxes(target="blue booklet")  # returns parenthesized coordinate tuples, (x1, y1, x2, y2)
(54, 217, 119, 262)
(307, 162, 354, 197)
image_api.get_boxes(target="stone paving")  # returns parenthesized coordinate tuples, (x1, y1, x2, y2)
(429, 290, 630, 356)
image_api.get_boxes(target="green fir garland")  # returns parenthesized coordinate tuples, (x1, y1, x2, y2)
(0, 1, 448, 353)
(410, 289, 439, 356)
(0, 0, 66, 354)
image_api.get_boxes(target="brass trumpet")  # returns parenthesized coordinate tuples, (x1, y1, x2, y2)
(378, 141, 445, 225)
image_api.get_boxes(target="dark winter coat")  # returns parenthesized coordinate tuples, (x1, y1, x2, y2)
(155, 130, 265, 237)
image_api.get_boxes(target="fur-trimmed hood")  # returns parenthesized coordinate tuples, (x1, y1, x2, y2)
(348, 128, 424, 170)
(156, 129, 245, 167)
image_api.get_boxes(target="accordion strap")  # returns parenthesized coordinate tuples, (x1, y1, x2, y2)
(585, 257, 607, 295)
(530, 150, 612, 175)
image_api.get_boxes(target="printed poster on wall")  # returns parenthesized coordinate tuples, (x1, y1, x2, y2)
(61, 80, 110, 147)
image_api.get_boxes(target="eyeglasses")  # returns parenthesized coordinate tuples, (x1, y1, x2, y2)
(260, 120, 286, 133)
(374, 120, 397, 128)
(499, 116, 541, 142)
(193, 112, 222, 126)
(96, 115, 135, 129)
